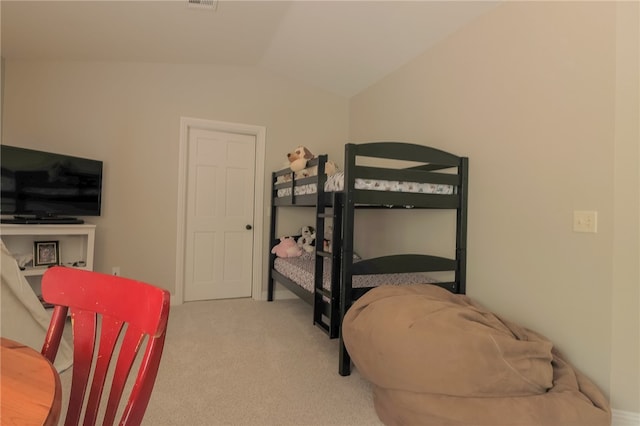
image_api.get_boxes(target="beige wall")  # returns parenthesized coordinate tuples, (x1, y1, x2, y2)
(1, 61, 349, 296)
(612, 0, 640, 413)
(2, 0, 638, 415)
(350, 1, 639, 413)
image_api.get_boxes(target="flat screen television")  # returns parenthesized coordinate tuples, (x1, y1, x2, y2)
(1, 145, 103, 224)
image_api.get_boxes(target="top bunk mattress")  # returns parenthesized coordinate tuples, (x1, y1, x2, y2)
(276, 171, 454, 198)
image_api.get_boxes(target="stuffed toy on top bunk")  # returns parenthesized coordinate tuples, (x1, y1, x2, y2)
(275, 146, 340, 186)
(282, 146, 339, 178)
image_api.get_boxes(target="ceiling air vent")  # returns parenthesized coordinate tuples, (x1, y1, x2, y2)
(187, 0, 218, 10)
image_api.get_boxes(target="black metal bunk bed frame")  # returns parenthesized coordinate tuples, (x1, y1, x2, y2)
(268, 142, 469, 376)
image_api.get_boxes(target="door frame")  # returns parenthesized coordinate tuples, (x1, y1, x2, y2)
(175, 116, 266, 304)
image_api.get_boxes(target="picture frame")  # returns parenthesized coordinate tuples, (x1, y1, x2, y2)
(34, 241, 59, 267)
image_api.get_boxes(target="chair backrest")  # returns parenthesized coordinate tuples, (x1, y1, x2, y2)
(41, 266, 170, 426)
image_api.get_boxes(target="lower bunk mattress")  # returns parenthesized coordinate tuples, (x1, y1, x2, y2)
(274, 253, 436, 293)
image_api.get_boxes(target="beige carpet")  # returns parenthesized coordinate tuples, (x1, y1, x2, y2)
(57, 297, 383, 426)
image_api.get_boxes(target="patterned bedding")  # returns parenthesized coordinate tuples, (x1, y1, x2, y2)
(274, 253, 436, 293)
(277, 171, 454, 198)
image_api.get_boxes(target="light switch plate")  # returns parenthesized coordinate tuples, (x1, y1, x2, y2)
(573, 211, 597, 233)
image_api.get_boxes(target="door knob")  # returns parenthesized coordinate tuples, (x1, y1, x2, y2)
(246, 224, 252, 230)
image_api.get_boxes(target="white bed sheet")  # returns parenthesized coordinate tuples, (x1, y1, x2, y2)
(277, 171, 454, 198)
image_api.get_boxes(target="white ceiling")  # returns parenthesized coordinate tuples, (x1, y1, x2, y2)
(1, 1, 499, 97)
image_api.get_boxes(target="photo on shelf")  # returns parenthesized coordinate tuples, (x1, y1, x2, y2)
(33, 240, 59, 267)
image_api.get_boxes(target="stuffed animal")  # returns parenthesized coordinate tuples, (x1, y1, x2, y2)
(271, 237, 302, 258)
(297, 226, 316, 253)
(322, 224, 333, 253)
(285, 146, 339, 178)
(300, 225, 315, 239)
(287, 146, 315, 172)
(325, 160, 339, 176)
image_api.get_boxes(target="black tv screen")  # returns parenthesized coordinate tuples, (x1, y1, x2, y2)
(1, 145, 103, 219)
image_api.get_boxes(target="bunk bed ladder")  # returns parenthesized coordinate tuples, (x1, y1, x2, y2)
(312, 183, 341, 339)
(267, 170, 278, 302)
(338, 143, 357, 376)
(456, 157, 469, 295)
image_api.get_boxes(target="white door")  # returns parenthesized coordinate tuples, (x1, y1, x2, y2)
(183, 128, 256, 301)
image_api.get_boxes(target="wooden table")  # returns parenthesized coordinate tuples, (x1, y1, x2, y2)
(0, 337, 62, 426)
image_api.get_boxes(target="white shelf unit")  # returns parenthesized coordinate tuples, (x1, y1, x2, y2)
(1, 223, 96, 296)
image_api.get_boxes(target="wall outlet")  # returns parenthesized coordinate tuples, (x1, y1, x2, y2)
(112, 266, 120, 276)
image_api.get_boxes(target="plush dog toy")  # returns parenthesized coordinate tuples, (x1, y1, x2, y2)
(297, 225, 316, 253)
(271, 237, 302, 258)
(287, 146, 315, 172)
(300, 225, 315, 239)
(284, 146, 339, 178)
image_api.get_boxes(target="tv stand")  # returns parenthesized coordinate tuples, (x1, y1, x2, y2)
(1, 216, 84, 225)
(0, 223, 96, 304)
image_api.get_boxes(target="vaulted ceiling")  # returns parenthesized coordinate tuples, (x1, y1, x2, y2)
(1, 1, 499, 97)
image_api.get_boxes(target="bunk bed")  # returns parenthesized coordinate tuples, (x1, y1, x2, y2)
(267, 142, 469, 376)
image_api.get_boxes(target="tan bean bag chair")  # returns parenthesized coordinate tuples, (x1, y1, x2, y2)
(342, 284, 611, 426)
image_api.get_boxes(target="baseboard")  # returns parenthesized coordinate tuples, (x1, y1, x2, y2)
(613, 410, 640, 426)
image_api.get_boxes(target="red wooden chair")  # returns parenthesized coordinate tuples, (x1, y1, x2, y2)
(41, 266, 170, 426)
